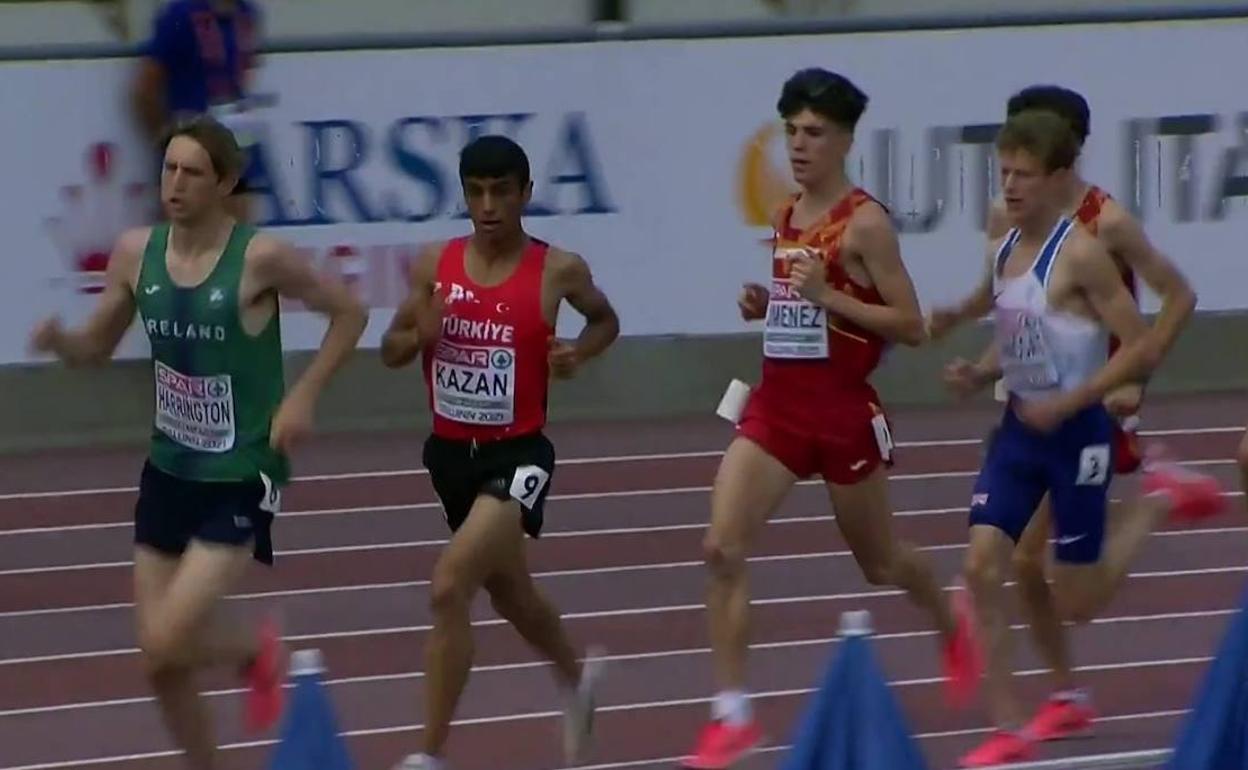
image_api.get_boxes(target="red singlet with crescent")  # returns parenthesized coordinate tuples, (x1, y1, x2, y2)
(421, 236, 553, 442)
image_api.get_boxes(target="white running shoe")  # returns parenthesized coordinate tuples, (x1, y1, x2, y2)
(563, 645, 607, 764)
(393, 753, 444, 770)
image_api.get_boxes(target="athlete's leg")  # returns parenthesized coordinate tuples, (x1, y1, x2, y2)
(1048, 491, 1169, 622)
(1011, 496, 1100, 743)
(959, 417, 1049, 768)
(1046, 412, 1221, 623)
(135, 542, 260, 770)
(966, 525, 1029, 730)
(820, 402, 976, 705)
(1011, 498, 1075, 691)
(703, 437, 798, 693)
(423, 495, 531, 758)
(484, 531, 580, 686)
(134, 547, 216, 770)
(681, 431, 799, 770)
(483, 509, 602, 763)
(827, 468, 957, 639)
(136, 542, 259, 668)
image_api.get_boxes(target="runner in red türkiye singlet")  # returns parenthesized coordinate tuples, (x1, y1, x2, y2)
(758, 188, 886, 423)
(420, 236, 553, 443)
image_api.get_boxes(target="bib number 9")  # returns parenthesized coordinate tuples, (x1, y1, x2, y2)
(508, 465, 551, 510)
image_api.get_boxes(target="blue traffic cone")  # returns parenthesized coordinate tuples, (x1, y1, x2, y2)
(268, 649, 356, 770)
(1166, 585, 1248, 770)
(777, 610, 928, 770)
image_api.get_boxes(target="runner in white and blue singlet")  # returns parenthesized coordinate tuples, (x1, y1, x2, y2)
(942, 109, 1225, 768)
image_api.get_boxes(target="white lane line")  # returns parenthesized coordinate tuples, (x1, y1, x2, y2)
(0, 606, 1231, 718)
(0, 423, 1238, 502)
(1, 563, 1242, 664)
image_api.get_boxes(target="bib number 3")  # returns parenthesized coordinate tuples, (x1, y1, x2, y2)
(1076, 445, 1111, 486)
(508, 465, 551, 510)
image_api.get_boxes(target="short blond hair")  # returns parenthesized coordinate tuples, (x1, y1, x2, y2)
(996, 109, 1079, 173)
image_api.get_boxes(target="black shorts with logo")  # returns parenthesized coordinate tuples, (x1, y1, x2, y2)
(422, 432, 556, 538)
(133, 461, 281, 565)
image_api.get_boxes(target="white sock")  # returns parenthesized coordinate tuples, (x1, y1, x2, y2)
(415, 753, 445, 770)
(712, 689, 752, 726)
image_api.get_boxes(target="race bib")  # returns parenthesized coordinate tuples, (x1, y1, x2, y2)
(996, 308, 1059, 391)
(432, 341, 516, 425)
(764, 247, 828, 359)
(509, 465, 551, 510)
(153, 361, 236, 453)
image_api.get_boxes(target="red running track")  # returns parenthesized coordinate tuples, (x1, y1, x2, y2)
(2, 391, 1248, 770)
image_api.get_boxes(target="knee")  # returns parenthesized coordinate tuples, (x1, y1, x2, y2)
(858, 539, 917, 587)
(964, 545, 1002, 594)
(137, 619, 181, 675)
(1011, 547, 1047, 588)
(429, 568, 473, 619)
(702, 533, 746, 581)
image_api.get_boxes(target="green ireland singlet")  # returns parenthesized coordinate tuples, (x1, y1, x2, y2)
(135, 223, 290, 484)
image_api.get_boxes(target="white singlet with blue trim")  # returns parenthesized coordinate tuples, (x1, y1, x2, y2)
(992, 217, 1108, 401)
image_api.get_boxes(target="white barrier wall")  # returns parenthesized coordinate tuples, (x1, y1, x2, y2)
(628, 0, 1248, 23)
(3, 15, 1247, 363)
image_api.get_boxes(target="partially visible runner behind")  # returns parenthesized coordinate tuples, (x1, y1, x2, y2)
(680, 68, 980, 770)
(928, 84, 1196, 755)
(133, 0, 264, 222)
(939, 109, 1222, 768)
(28, 116, 367, 770)
(380, 136, 621, 770)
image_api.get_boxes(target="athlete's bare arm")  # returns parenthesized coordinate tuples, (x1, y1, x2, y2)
(942, 240, 1005, 398)
(1098, 202, 1196, 359)
(248, 235, 367, 450)
(250, 234, 367, 397)
(28, 228, 146, 366)
(928, 202, 1009, 340)
(793, 203, 925, 346)
(380, 243, 444, 369)
(944, 343, 1002, 400)
(930, 252, 997, 340)
(547, 248, 619, 379)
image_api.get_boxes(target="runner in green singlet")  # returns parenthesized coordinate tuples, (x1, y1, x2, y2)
(28, 116, 366, 770)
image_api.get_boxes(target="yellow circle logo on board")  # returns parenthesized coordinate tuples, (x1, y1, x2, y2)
(736, 122, 797, 228)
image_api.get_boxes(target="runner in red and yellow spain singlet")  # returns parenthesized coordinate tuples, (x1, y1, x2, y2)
(681, 68, 982, 770)
(1073, 184, 1145, 473)
(926, 85, 1197, 766)
(379, 136, 620, 770)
